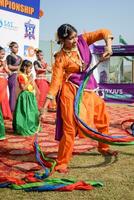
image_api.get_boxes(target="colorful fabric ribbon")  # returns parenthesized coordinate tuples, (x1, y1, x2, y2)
(0, 135, 103, 191)
(74, 62, 134, 146)
(0, 178, 103, 191)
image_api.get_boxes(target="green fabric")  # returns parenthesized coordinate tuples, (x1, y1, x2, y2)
(13, 91, 39, 136)
(0, 106, 5, 139)
(119, 35, 127, 45)
(119, 35, 134, 61)
(78, 75, 89, 114)
(82, 128, 134, 146)
(37, 144, 57, 172)
(10, 178, 103, 190)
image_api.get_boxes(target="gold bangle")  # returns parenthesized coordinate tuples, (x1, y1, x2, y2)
(46, 94, 54, 100)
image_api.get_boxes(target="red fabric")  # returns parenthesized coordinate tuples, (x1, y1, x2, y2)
(1, 92, 12, 120)
(0, 77, 12, 119)
(0, 176, 25, 185)
(0, 78, 7, 103)
(35, 79, 49, 109)
(33, 144, 52, 168)
(121, 119, 134, 135)
(25, 172, 40, 183)
(17, 74, 25, 84)
(56, 181, 94, 191)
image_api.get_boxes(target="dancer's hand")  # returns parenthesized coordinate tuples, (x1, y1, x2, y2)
(28, 75, 34, 83)
(39, 98, 51, 121)
(100, 46, 113, 62)
(39, 108, 48, 121)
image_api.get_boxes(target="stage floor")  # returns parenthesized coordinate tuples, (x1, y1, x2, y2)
(0, 103, 133, 183)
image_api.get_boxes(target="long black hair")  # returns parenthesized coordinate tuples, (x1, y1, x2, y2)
(20, 60, 32, 73)
(57, 24, 77, 44)
(9, 41, 18, 49)
(0, 46, 5, 52)
(34, 49, 43, 56)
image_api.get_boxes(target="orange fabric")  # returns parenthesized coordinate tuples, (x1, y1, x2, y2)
(56, 83, 109, 169)
(82, 29, 113, 45)
(17, 74, 34, 92)
(49, 29, 112, 97)
(0, 78, 7, 103)
(1, 91, 12, 120)
(48, 29, 112, 170)
(17, 74, 25, 85)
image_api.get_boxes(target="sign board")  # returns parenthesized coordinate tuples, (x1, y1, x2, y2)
(0, 0, 40, 61)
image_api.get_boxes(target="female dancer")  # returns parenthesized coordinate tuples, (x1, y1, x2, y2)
(41, 24, 117, 173)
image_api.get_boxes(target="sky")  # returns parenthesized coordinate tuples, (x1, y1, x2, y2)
(39, 0, 134, 45)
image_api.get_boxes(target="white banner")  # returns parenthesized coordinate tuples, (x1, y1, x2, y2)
(0, 9, 39, 62)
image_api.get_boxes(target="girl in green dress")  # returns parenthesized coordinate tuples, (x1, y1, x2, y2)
(0, 107, 5, 140)
(13, 60, 39, 136)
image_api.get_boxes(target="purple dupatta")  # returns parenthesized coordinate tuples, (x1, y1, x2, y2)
(55, 35, 97, 141)
(68, 35, 98, 90)
(8, 55, 22, 112)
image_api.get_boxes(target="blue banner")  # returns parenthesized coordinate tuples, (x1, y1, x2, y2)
(0, 0, 40, 19)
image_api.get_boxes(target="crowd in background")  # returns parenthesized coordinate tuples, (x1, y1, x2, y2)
(0, 42, 56, 140)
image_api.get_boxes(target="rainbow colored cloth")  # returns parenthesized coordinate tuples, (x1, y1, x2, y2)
(0, 138, 103, 191)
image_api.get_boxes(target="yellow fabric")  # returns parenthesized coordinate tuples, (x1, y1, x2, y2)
(18, 73, 34, 92)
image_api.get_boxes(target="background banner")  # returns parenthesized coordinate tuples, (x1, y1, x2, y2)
(0, 0, 40, 19)
(0, 0, 40, 62)
(99, 83, 134, 103)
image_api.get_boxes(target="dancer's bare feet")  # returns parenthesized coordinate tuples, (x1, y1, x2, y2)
(55, 164, 69, 174)
(56, 168, 69, 174)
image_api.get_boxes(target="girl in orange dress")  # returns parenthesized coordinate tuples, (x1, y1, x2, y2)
(41, 24, 117, 173)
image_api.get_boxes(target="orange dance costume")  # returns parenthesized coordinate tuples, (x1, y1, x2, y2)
(48, 29, 113, 171)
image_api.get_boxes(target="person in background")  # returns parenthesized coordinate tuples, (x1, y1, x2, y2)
(0, 46, 11, 140)
(41, 24, 118, 173)
(0, 46, 12, 121)
(13, 60, 39, 136)
(0, 99, 5, 140)
(34, 49, 56, 112)
(6, 42, 22, 113)
(34, 49, 50, 111)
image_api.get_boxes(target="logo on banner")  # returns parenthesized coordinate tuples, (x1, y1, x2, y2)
(24, 20, 35, 40)
(0, 19, 17, 31)
(24, 45, 35, 57)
